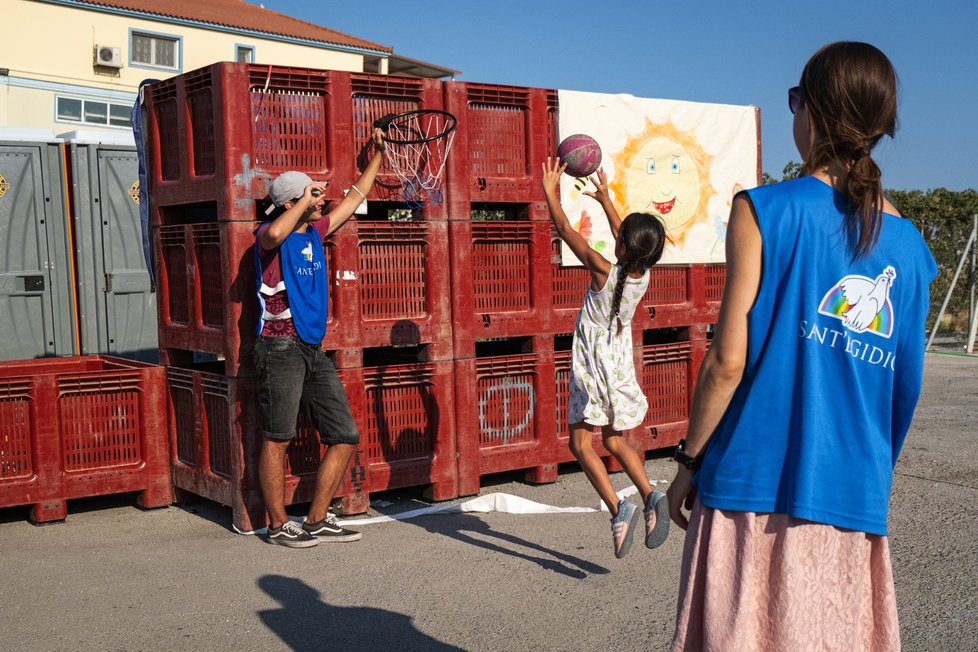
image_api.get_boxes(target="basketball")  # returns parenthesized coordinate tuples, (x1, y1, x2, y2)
(556, 134, 602, 178)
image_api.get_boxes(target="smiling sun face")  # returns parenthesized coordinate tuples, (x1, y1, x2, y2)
(609, 118, 714, 244)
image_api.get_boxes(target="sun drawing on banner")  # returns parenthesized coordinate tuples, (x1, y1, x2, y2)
(608, 118, 715, 244)
(128, 181, 140, 205)
(0, 174, 9, 199)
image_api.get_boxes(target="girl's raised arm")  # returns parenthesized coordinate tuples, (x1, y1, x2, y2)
(582, 168, 623, 240)
(543, 158, 611, 280)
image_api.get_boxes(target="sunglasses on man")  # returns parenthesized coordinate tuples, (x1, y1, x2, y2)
(788, 86, 804, 115)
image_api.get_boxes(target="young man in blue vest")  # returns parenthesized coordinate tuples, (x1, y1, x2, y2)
(254, 129, 384, 547)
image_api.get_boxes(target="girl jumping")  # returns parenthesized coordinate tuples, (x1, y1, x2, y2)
(543, 158, 670, 558)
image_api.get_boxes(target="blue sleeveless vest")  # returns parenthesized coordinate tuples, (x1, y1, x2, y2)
(254, 226, 329, 345)
(694, 177, 937, 535)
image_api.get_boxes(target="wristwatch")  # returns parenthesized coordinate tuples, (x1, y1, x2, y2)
(672, 438, 703, 471)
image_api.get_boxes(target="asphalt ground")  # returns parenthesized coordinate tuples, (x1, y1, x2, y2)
(0, 352, 975, 651)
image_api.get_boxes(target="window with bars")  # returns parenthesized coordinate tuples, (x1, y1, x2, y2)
(131, 32, 178, 69)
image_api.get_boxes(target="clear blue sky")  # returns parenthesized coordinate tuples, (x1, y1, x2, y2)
(252, 0, 976, 192)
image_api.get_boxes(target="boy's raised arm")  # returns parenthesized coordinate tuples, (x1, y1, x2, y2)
(325, 128, 386, 236)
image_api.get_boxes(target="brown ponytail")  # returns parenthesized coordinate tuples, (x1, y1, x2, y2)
(609, 261, 631, 334)
(799, 41, 898, 258)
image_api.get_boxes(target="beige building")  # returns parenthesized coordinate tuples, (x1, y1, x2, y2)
(1, 0, 456, 135)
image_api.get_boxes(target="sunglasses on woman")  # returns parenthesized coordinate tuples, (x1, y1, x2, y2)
(788, 86, 804, 115)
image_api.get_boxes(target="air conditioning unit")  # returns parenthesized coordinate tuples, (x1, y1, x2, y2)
(94, 45, 123, 68)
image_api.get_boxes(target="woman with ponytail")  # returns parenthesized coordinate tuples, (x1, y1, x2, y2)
(667, 42, 937, 650)
(543, 159, 669, 559)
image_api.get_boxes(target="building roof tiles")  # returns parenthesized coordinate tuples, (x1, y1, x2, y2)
(76, 0, 392, 53)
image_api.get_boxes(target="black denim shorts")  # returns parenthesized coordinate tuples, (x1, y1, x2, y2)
(253, 336, 359, 445)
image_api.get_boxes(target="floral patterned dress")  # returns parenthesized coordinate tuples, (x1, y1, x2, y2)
(568, 264, 650, 430)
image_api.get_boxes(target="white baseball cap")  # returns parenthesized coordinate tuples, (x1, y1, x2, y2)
(265, 171, 314, 215)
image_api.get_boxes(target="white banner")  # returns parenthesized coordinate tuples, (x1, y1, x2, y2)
(557, 89, 759, 265)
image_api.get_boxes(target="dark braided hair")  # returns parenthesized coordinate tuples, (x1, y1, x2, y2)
(798, 41, 898, 258)
(610, 212, 667, 332)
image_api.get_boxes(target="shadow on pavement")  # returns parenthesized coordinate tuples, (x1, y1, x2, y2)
(257, 575, 463, 652)
(408, 511, 610, 579)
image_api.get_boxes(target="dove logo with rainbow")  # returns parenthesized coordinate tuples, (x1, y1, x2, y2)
(294, 242, 322, 276)
(817, 266, 896, 338)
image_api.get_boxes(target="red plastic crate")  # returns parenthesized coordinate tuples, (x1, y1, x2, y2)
(630, 265, 693, 329)
(704, 264, 726, 305)
(0, 356, 171, 522)
(359, 360, 458, 500)
(154, 221, 259, 375)
(454, 353, 558, 495)
(449, 220, 554, 358)
(348, 73, 448, 217)
(166, 359, 457, 531)
(550, 234, 590, 332)
(166, 368, 256, 522)
(686, 265, 723, 325)
(153, 220, 361, 375)
(145, 63, 355, 210)
(628, 341, 693, 453)
(165, 366, 370, 532)
(444, 82, 553, 218)
(355, 221, 452, 360)
(0, 368, 64, 521)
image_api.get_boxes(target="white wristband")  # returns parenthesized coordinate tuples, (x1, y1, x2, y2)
(350, 185, 366, 202)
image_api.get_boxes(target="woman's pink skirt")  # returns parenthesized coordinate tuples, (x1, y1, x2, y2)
(671, 500, 900, 651)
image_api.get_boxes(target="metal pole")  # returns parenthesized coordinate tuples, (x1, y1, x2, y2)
(968, 298, 978, 354)
(970, 214, 977, 347)
(927, 223, 978, 350)
(969, 215, 978, 354)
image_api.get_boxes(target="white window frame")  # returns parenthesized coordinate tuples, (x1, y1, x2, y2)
(129, 29, 182, 72)
(55, 95, 133, 130)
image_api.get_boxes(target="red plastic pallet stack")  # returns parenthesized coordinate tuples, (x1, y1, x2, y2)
(444, 83, 556, 363)
(334, 72, 459, 514)
(143, 62, 732, 526)
(0, 356, 171, 522)
(145, 63, 458, 532)
(443, 83, 566, 495)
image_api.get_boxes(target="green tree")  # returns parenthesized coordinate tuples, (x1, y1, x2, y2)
(890, 188, 978, 334)
(763, 161, 803, 184)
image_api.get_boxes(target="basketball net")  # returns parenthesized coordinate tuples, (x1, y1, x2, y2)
(382, 113, 455, 207)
